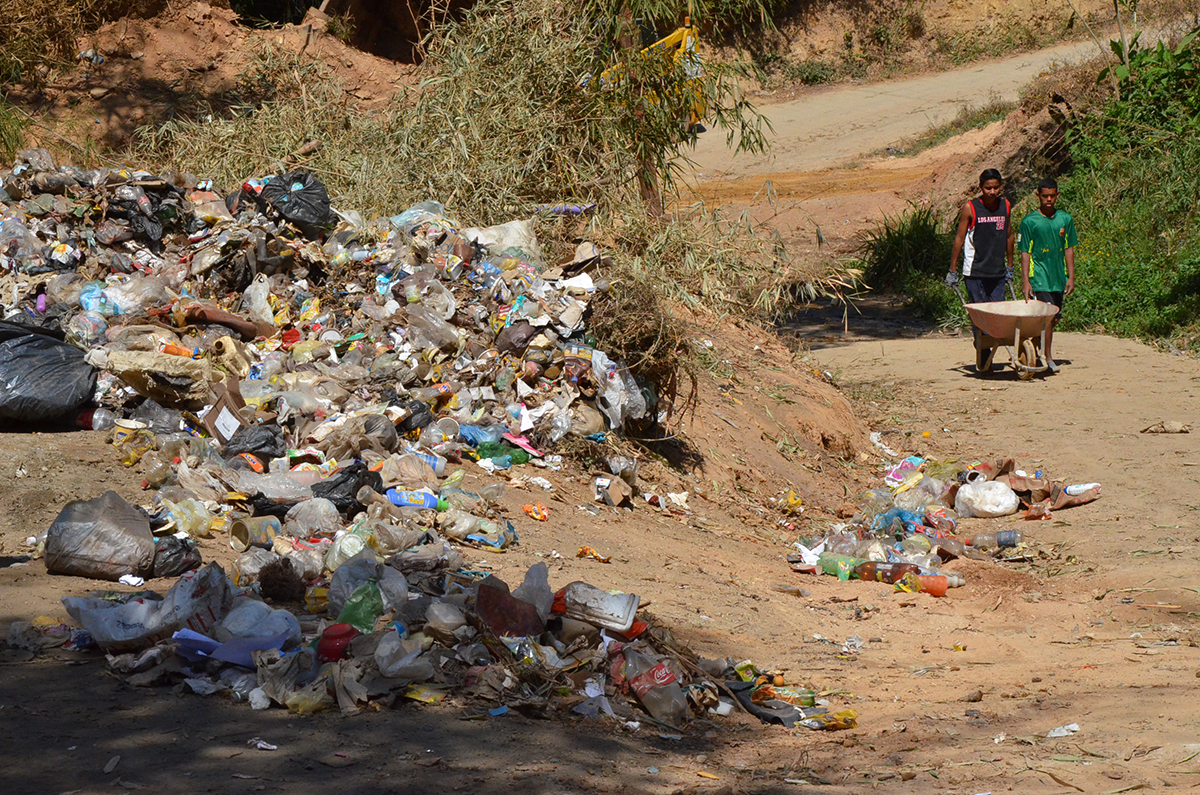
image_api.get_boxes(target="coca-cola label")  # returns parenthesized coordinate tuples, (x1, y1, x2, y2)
(629, 663, 677, 697)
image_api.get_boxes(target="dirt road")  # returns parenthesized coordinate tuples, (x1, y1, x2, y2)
(692, 40, 1101, 181)
(798, 324, 1200, 792)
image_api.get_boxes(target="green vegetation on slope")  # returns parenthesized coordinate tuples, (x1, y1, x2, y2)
(1060, 28, 1200, 343)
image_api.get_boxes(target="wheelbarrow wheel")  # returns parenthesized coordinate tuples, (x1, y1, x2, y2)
(1017, 338, 1037, 381)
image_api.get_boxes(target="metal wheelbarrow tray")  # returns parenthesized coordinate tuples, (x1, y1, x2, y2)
(963, 299, 1059, 379)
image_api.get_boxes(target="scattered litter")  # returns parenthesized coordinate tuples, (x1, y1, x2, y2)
(1046, 723, 1080, 738)
(576, 546, 612, 563)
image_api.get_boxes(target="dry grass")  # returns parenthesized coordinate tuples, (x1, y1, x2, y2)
(0, 0, 162, 85)
(127, 0, 861, 423)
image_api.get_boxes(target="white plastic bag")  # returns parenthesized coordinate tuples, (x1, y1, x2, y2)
(463, 218, 544, 265)
(217, 599, 301, 645)
(244, 274, 275, 327)
(63, 562, 233, 652)
(954, 480, 1020, 518)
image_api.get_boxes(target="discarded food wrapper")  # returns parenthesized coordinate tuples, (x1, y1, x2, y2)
(522, 502, 549, 521)
(667, 491, 690, 510)
(576, 546, 611, 563)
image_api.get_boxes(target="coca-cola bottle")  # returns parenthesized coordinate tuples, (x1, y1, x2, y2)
(623, 648, 688, 726)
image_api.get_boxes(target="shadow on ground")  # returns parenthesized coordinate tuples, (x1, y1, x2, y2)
(777, 295, 941, 351)
(0, 641, 791, 795)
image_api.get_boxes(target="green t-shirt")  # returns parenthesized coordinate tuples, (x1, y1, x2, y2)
(1017, 210, 1077, 292)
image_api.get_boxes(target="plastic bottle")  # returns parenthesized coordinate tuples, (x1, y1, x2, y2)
(934, 536, 967, 559)
(141, 452, 172, 489)
(75, 407, 116, 431)
(899, 535, 932, 556)
(385, 489, 448, 511)
(854, 561, 921, 584)
(923, 570, 965, 588)
(401, 444, 447, 477)
(1065, 483, 1101, 496)
(968, 529, 1022, 550)
(409, 382, 459, 403)
(623, 648, 688, 727)
(916, 574, 949, 597)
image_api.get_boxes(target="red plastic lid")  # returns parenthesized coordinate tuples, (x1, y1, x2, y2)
(323, 622, 358, 639)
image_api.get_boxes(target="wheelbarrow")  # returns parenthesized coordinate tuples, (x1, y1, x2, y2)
(955, 285, 1060, 380)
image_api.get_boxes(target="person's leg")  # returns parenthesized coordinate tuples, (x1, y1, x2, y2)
(985, 277, 1007, 303)
(964, 278, 988, 304)
(1034, 292, 1064, 368)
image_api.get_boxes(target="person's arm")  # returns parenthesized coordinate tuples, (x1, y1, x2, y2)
(1006, 211, 1015, 279)
(1063, 216, 1078, 296)
(1017, 215, 1033, 300)
(946, 203, 971, 285)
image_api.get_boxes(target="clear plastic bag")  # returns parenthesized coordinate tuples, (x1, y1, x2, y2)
(285, 498, 343, 538)
(407, 305, 459, 352)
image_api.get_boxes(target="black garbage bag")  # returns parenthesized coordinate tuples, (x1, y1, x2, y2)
(260, 171, 332, 236)
(362, 414, 399, 453)
(45, 491, 155, 581)
(152, 536, 203, 578)
(224, 424, 287, 460)
(312, 462, 383, 517)
(249, 495, 301, 520)
(396, 399, 434, 434)
(0, 322, 97, 422)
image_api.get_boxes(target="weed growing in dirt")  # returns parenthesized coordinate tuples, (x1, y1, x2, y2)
(890, 97, 1015, 158)
(326, 11, 357, 45)
(753, 53, 837, 88)
(0, 99, 26, 162)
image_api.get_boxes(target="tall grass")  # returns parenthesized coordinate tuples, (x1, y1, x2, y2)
(0, 99, 26, 162)
(856, 204, 966, 326)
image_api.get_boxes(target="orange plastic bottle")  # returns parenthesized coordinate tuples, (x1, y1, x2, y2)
(917, 574, 949, 597)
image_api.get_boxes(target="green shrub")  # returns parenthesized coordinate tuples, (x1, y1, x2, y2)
(856, 205, 967, 326)
(1058, 27, 1200, 344)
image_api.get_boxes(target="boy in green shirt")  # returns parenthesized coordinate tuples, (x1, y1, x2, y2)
(1017, 177, 1077, 373)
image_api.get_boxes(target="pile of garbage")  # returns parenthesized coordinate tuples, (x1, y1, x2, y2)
(1, 149, 861, 730)
(0, 145, 662, 571)
(788, 456, 1102, 593)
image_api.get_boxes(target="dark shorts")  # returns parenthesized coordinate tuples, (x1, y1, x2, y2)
(1034, 291, 1064, 315)
(965, 276, 1007, 303)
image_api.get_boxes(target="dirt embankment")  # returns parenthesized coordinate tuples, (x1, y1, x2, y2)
(10, 2, 414, 156)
